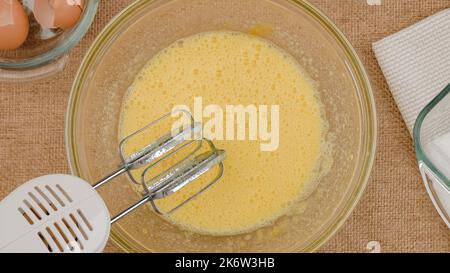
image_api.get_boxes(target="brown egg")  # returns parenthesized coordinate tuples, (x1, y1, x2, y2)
(34, 0, 84, 30)
(0, 0, 29, 50)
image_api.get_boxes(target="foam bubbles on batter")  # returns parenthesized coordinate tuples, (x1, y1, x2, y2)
(120, 31, 331, 236)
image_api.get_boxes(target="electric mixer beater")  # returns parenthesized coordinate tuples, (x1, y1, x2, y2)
(0, 110, 226, 253)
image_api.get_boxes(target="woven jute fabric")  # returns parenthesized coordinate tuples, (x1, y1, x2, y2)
(1, 0, 449, 253)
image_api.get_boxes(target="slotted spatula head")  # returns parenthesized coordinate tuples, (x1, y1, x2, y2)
(0, 175, 110, 253)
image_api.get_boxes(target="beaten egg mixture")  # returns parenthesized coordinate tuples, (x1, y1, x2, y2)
(120, 31, 328, 235)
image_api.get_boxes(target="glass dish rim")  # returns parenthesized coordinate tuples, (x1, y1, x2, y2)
(0, 0, 99, 69)
(414, 83, 450, 189)
(65, 0, 377, 252)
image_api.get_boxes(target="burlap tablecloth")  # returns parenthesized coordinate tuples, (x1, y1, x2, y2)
(1, 0, 449, 253)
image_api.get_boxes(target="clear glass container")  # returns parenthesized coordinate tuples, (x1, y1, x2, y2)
(414, 83, 450, 227)
(66, 0, 377, 252)
(0, 0, 99, 81)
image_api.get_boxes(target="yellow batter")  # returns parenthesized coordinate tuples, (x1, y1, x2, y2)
(120, 31, 327, 236)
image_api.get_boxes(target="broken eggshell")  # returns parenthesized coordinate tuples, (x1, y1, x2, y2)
(33, 0, 84, 29)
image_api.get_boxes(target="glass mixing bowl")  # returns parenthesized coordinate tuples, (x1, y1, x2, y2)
(414, 83, 450, 227)
(66, 0, 377, 252)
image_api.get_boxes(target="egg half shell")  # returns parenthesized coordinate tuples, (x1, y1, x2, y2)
(34, 0, 84, 29)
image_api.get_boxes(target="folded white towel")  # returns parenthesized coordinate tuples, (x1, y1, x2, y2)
(373, 8, 450, 134)
(373, 8, 450, 228)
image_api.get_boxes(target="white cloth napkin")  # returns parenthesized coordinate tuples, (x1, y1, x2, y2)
(373, 8, 450, 228)
(373, 7, 450, 134)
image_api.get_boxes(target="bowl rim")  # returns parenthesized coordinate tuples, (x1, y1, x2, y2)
(0, 0, 100, 69)
(66, 0, 377, 253)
